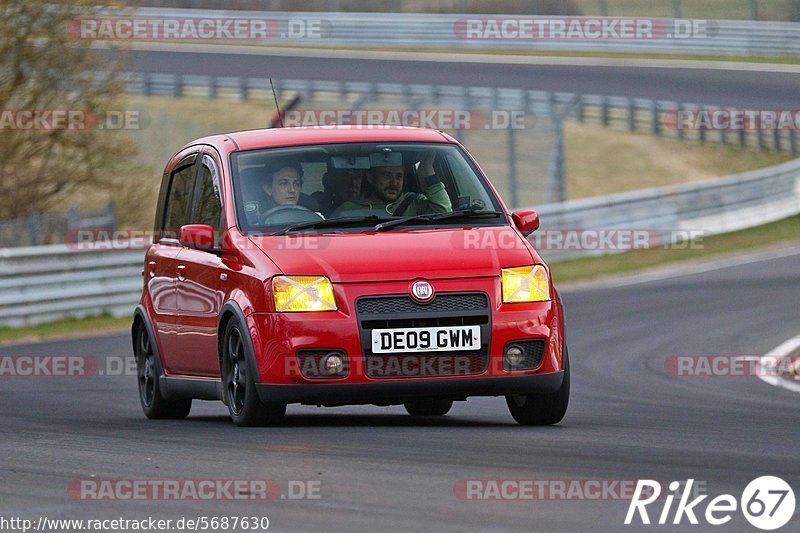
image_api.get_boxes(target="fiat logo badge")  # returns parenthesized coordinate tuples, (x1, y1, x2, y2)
(410, 280, 434, 303)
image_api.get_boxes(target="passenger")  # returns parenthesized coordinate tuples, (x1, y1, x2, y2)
(331, 152, 451, 217)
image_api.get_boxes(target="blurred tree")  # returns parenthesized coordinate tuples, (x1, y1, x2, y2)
(0, 0, 135, 219)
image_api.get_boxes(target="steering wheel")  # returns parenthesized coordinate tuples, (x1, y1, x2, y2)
(260, 204, 323, 224)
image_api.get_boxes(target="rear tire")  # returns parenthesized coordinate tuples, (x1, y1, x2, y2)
(135, 323, 191, 419)
(506, 347, 570, 426)
(222, 320, 286, 427)
(404, 398, 453, 417)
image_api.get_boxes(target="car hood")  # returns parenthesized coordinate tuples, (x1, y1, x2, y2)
(249, 226, 535, 283)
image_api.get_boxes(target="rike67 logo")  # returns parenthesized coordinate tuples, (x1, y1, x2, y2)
(625, 477, 795, 530)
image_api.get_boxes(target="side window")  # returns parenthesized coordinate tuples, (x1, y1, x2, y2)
(193, 155, 222, 229)
(444, 152, 494, 211)
(163, 155, 198, 238)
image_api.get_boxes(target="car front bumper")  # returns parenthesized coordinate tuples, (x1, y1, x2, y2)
(255, 371, 564, 406)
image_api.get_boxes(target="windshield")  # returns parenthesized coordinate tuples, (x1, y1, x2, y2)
(230, 142, 506, 234)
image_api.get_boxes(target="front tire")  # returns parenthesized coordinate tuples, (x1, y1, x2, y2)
(135, 323, 191, 419)
(506, 347, 570, 426)
(404, 398, 453, 417)
(221, 320, 286, 427)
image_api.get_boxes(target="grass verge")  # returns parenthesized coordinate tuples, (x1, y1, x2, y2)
(0, 315, 132, 347)
(549, 214, 800, 283)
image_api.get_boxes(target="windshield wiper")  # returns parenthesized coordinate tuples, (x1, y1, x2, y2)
(271, 215, 395, 236)
(373, 209, 503, 232)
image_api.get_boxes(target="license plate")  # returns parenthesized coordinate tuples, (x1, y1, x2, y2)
(371, 325, 481, 353)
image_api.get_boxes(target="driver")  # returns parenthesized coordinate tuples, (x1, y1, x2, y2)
(331, 152, 451, 217)
(263, 159, 304, 206)
(259, 158, 320, 218)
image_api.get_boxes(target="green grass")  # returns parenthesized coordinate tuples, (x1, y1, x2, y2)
(549, 213, 800, 283)
(0, 314, 132, 346)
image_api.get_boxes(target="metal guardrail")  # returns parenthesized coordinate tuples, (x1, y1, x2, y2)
(130, 8, 800, 56)
(533, 157, 800, 261)
(128, 1, 771, 21)
(2, 158, 798, 327)
(0, 244, 144, 328)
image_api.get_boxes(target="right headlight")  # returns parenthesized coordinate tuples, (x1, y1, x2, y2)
(501, 265, 551, 303)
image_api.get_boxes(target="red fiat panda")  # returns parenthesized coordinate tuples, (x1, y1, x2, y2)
(132, 126, 569, 426)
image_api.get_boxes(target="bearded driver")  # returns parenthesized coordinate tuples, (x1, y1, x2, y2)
(332, 151, 452, 217)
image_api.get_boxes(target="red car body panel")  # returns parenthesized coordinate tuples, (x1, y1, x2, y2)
(138, 126, 565, 405)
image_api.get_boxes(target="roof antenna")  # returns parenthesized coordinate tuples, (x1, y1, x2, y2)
(269, 78, 284, 128)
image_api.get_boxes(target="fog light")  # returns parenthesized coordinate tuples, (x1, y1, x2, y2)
(504, 345, 525, 369)
(322, 353, 344, 375)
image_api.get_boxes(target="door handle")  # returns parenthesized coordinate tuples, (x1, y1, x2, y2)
(177, 264, 187, 281)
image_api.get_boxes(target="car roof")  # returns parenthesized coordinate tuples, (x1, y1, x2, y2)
(194, 126, 456, 152)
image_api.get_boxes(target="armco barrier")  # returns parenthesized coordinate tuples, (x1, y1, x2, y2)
(2, 159, 798, 327)
(534, 157, 800, 261)
(0, 244, 145, 328)
(122, 9, 800, 57)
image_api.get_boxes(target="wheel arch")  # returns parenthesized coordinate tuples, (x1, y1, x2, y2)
(217, 301, 263, 384)
(132, 305, 165, 376)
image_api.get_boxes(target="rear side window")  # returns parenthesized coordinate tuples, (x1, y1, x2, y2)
(163, 155, 198, 238)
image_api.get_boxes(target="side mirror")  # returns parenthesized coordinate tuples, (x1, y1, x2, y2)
(512, 210, 539, 236)
(179, 224, 215, 251)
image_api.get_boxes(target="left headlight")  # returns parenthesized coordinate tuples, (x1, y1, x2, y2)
(501, 265, 551, 303)
(272, 275, 337, 312)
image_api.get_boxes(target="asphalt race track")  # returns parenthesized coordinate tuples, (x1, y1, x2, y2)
(119, 46, 800, 107)
(1, 251, 798, 531)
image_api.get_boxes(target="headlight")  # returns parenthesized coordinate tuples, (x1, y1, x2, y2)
(272, 275, 337, 312)
(501, 265, 551, 303)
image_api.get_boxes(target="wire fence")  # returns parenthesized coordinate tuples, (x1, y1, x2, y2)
(124, 72, 799, 209)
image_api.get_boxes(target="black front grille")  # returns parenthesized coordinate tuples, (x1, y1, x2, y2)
(504, 340, 547, 371)
(357, 293, 489, 315)
(362, 314, 487, 331)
